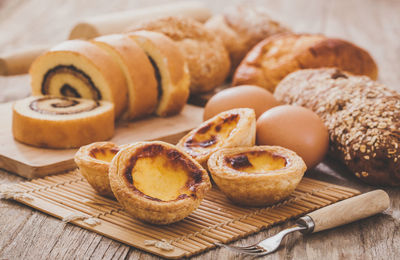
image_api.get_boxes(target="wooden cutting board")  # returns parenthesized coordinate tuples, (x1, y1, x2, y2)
(0, 102, 203, 179)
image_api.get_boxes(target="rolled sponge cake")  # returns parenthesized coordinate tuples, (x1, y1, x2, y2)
(12, 96, 114, 149)
(30, 40, 128, 118)
(129, 31, 190, 117)
(92, 34, 158, 119)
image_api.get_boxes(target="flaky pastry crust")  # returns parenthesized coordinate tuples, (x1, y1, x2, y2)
(177, 108, 256, 167)
(74, 141, 120, 198)
(208, 146, 306, 206)
(109, 141, 211, 225)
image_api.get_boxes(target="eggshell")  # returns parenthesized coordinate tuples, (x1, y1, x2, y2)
(256, 105, 329, 168)
(203, 85, 280, 120)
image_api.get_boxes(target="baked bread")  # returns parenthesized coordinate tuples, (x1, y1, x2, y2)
(30, 40, 128, 118)
(205, 5, 289, 73)
(92, 34, 158, 119)
(109, 141, 211, 224)
(129, 31, 190, 116)
(177, 108, 256, 167)
(12, 96, 114, 148)
(75, 141, 120, 198)
(274, 68, 400, 186)
(129, 16, 230, 93)
(208, 146, 306, 206)
(233, 33, 378, 93)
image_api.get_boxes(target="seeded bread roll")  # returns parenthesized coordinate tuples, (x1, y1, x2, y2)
(274, 68, 400, 186)
(129, 16, 230, 94)
(205, 5, 289, 74)
(233, 33, 378, 93)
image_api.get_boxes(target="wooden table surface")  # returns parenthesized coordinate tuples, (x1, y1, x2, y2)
(0, 0, 399, 259)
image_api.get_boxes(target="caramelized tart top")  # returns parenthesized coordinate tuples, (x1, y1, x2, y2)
(123, 143, 206, 202)
(224, 150, 288, 173)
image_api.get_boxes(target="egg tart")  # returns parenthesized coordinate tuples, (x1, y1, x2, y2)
(74, 142, 121, 198)
(208, 146, 306, 206)
(109, 141, 211, 224)
(177, 108, 256, 167)
(12, 96, 114, 149)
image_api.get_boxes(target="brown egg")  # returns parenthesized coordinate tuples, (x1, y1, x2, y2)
(203, 85, 280, 120)
(256, 105, 329, 168)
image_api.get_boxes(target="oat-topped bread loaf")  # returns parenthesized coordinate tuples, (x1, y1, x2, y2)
(274, 68, 400, 186)
(205, 5, 289, 73)
(129, 16, 230, 94)
(233, 33, 378, 93)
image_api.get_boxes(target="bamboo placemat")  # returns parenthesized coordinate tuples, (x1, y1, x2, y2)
(5, 170, 360, 259)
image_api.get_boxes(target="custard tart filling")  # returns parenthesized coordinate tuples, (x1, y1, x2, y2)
(225, 150, 287, 173)
(89, 146, 120, 162)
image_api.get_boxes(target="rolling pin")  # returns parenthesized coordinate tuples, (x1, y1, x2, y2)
(0, 1, 211, 76)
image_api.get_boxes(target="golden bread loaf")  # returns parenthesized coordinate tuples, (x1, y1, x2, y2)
(233, 33, 378, 92)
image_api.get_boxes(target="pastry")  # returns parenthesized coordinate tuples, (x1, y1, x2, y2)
(205, 5, 289, 73)
(129, 16, 230, 93)
(12, 96, 114, 148)
(208, 146, 306, 206)
(109, 141, 211, 224)
(30, 40, 128, 117)
(128, 31, 190, 116)
(92, 34, 158, 119)
(75, 142, 120, 198)
(177, 108, 256, 167)
(233, 33, 378, 93)
(274, 68, 400, 186)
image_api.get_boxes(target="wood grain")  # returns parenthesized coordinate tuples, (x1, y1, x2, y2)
(1, 0, 400, 259)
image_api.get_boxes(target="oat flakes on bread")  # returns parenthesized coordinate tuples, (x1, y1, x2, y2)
(233, 33, 378, 93)
(274, 68, 400, 186)
(129, 16, 230, 94)
(205, 5, 290, 73)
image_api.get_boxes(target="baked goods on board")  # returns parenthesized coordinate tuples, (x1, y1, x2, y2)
(274, 68, 400, 186)
(233, 33, 378, 92)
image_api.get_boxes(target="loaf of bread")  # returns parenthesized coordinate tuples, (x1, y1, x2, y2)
(233, 33, 378, 93)
(129, 16, 230, 94)
(274, 68, 400, 186)
(205, 5, 289, 74)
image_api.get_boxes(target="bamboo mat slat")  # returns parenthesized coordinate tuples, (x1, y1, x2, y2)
(10, 170, 360, 259)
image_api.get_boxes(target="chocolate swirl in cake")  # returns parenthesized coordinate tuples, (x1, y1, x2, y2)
(41, 65, 102, 100)
(29, 96, 99, 115)
(146, 55, 162, 100)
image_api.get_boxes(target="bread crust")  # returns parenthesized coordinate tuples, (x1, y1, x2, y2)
(233, 34, 378, 92)
(205, 6, 289, 73)
(129, 16, 230, 93)
(274, 68, 400, 186)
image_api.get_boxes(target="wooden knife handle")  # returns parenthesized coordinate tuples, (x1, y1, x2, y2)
(307, 190, 390, 233)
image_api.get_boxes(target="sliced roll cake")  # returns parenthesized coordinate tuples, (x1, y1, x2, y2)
(12, 96, 114, 149)
(129, 31, 190, 117)
(92, 34, 158, 119)
(29, 40, 128, 118)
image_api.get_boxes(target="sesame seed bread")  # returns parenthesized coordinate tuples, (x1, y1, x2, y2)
(129, 16, 230, 94)
(233, 33, 378, 93)
(274, 68, 400, 186)
(205, 5, 290, 74)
